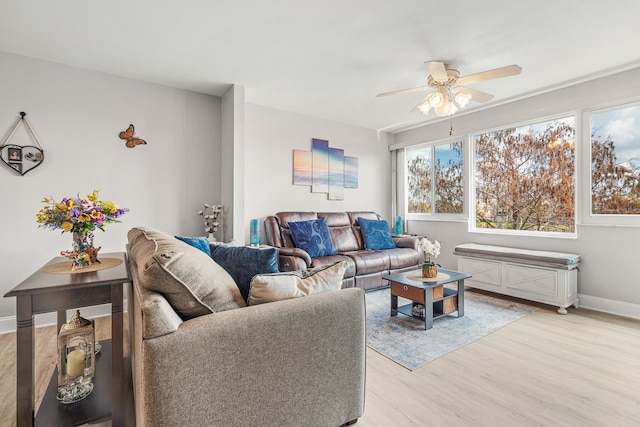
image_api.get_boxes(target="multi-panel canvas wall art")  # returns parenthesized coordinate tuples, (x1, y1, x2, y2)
(293, 138, 358, 200)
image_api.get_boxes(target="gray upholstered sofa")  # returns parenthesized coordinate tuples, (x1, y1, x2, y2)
(264, 211, 421, 290)
(126, 226, 366, 427)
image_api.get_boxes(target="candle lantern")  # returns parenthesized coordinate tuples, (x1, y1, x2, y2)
(56, 310, 95, 403)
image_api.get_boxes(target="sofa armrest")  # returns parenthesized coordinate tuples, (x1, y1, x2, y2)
(275, 246, 312, 269)
(133, 281, 183, 339)
(393, 236, 420, 251)
(136, 288, 366, 427)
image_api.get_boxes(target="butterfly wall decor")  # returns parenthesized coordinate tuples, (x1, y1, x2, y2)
(118, 124, 147, 148)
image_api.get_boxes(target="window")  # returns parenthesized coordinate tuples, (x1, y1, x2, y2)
(590, 103, 640, 215)
(406, 141, 463, 214)
(473, 116, 576, 233)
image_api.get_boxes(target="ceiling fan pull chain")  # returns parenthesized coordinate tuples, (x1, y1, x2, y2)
(449, 115, 454, 136)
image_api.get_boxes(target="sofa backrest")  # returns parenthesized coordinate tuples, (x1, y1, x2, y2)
(265, 212, 318, 248)
(318, 212, 359, 252)
(346, 211, 382, 249)
(264, 211, 383, 253)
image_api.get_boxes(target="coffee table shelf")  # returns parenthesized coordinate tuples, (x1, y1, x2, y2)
(396, 287, 458, 319)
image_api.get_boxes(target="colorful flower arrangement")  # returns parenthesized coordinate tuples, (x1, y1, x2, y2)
(419, 237, 441, 267)
(36, 190, 129, 233)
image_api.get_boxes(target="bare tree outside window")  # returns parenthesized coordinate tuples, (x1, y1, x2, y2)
(591, 104, 640, 215)
(407, 142, 463, 214)
(407, 146, 432, 213)
(474, 117, 576, 232)
(435, 142, 463, 213)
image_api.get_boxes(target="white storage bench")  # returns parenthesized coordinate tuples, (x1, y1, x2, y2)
(453, 243, 580, 314)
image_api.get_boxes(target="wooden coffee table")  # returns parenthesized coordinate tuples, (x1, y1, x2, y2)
(383, 268, 471, 330)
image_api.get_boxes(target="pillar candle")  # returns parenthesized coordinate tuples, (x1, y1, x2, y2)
(67, 349, 85, 378)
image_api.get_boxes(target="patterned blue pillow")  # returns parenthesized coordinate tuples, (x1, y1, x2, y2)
(357, 217, 396, 250)
(175, 236, 211, 255)
(209, 245, 279, 302)
(288, 217, 337, 258)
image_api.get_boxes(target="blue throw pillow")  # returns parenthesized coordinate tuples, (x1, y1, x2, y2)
(209, 245, 279, 301)
(288, 217, 337, 258)
(357, 217, 396, 250)
(175, 236, 211, 255)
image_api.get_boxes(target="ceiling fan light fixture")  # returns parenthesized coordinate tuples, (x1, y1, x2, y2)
(435, 100, 457, 117)
(454, 92, 472, 108)
(417, 103, 431, 114)
(428, 92, 444, 107)
(378, 61, 521, 122)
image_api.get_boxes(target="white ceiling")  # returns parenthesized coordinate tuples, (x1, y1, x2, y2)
(2, 0, 640, 133)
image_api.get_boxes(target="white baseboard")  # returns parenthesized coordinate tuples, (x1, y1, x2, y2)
(577, 294, 640, 320)
(1, 294, 637, 334)
(0, 300, 128, 335)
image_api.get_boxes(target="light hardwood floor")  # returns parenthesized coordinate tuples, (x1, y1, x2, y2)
(1, 293, 639, 427)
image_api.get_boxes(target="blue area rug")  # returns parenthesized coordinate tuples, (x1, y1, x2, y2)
(366, 287, 536, 370)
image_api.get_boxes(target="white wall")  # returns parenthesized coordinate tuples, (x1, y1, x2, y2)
(395, 68, 640, 318)
(0, 52, 222, 320)
(244, 104, 393, 240)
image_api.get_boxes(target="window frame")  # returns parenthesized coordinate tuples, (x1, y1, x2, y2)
(404, 136, 468, 222)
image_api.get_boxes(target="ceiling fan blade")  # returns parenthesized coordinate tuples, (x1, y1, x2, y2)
(425, 61, 448, 82)
(457, 64, 522, 85)
(376, 86, 429, 97)
(453, 87, 494, 103)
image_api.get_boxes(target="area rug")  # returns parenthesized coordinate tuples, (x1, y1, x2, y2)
(366, 288, 537, 370)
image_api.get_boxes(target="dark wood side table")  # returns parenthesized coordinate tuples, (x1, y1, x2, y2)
(4, 251, 131, 427)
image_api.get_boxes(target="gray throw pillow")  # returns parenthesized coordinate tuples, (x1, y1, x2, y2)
(128, 227, 246, 319)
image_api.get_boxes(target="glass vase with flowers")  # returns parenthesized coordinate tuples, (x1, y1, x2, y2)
(36, 190, 129, 271)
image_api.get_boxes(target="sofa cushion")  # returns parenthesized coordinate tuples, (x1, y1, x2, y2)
(288, 217, 337, 257)
(357, 217, 396, 250)
(209, 245, 279, 301)
(247, 261, 347, 305)
(379, 247, 421, 269)
(343, 250, 390, 275)
(175, 236, 211, 255)
(128, 227, 246, 320)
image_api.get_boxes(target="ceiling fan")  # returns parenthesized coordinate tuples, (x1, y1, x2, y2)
(376, 61, 522, 117)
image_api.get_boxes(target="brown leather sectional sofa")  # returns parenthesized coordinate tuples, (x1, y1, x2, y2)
(264, 211, 422, 290)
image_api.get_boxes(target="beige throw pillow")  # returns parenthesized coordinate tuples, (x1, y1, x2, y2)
(248, 261, 347, 306)
(128, 227, 246, 319)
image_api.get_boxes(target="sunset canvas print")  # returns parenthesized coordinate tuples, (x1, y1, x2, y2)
(293, 138, 358, 200)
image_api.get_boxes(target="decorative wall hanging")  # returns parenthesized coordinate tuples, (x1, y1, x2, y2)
(293, 138, 358, 201)
(118, 124, 147, 148)
(0, 112, 45, 176)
